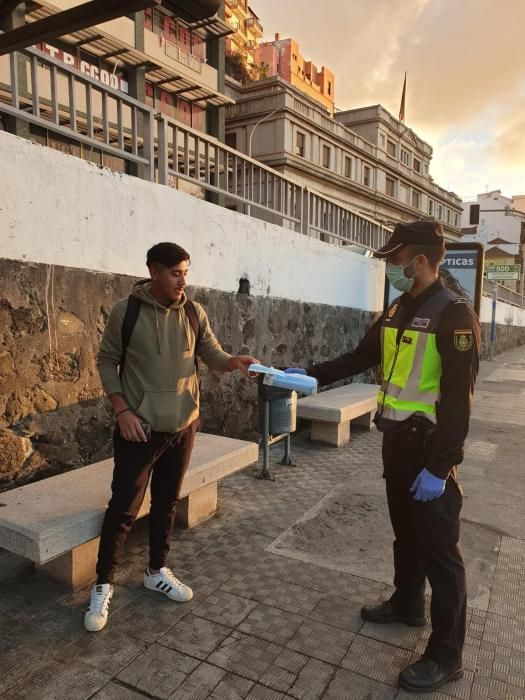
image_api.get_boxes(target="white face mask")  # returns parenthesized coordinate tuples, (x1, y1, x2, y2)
(386, 258, 418, 292)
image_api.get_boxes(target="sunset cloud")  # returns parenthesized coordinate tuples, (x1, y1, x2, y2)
(255, 0, 525, 196)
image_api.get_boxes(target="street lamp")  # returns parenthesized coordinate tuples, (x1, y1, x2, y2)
(248, 108, 279, 158)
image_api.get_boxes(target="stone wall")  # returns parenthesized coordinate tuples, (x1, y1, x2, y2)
(480, 322, 525, 359)
(0, 259, 377, 490)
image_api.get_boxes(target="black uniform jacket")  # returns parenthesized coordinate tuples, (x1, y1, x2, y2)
(308, 280, 481, 479)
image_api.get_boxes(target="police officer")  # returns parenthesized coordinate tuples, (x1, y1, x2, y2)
(288, 221, 480, 693)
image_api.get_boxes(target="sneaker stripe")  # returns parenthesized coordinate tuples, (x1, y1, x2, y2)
(165, 586, 172, 594)
(156, 581, 163, 589)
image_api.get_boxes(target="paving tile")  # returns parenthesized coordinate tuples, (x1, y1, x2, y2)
(360, 619, 425, 652)
(4, 659, 110, 700)
(324, 667, 396, 699)
(308, 594, 364, 632)
(192, 590, 258, 627)
(252, 578, 325, 617)
(340, 635, 412, 687)
(286, 618, 355, 665)
(207, 671, 254, 699)
(158, 614, 232, 660)
(285, 657, 335, 700)
(168, 663, 225, 699)
(62, 631, 147, 676)
(245, 684, 287, 700)
(116, 643, 199, 699)
(91, 681, 151, 699)
(208, 632, 283, 683)
(238, 603, 305, 645)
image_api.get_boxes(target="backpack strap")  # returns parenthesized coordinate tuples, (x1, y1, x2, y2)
(119, 295, 141, 378)
(184, 300, 201, 373)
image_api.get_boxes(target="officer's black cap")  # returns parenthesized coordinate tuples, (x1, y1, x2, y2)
(374, 221, 445, 258)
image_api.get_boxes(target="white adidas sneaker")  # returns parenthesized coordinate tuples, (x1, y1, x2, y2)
(144, 567, 193, 602)
(84, 583, 113, 632)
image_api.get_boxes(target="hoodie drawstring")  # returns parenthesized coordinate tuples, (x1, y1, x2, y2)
(153, 305, 162, 354)
(180, 307, 191, 351)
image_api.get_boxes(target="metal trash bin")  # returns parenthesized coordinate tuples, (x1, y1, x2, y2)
(257, 375, 296, 480)
(258, 380, 297, 435)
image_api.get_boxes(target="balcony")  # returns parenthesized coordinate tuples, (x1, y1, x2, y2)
(245, 17, 263, 35)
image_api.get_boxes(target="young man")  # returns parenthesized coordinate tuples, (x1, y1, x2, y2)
(288, 222, 480, 693)
(85, 242, 257, 632)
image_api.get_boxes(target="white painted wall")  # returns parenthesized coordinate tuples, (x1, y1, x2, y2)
(0, 130, 384, 312)
(480, 295, 525, 326)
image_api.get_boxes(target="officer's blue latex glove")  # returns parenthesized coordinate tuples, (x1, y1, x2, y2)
(285, 368, 307, 375)
(410, 468, 446, 502)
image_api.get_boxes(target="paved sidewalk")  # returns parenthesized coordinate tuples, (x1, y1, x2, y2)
(1, 346, 525, 699)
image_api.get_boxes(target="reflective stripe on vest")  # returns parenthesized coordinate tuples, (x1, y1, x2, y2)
(378, 287, 456, 424)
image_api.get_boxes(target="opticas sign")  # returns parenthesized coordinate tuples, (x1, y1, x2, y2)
(37, 43, 129, 93)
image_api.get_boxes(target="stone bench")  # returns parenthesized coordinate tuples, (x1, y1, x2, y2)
(297, 382, 378, 447)
(0, 433, 257, 590)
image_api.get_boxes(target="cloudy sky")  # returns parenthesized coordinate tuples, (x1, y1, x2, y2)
(254, 0, 525, 200)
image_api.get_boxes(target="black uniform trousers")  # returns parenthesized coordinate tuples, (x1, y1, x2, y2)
(96, 420, 198, 584)
(382, 420, 466, 666)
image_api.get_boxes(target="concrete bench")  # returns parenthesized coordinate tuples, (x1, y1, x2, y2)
(297, 382, 378, 447)
(0, 433, 257, 590)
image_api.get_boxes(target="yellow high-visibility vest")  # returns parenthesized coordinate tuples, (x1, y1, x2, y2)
(378, 288, 456, 424)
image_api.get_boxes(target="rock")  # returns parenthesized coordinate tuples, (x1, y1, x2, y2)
(0, 350, 14, 377)
(0, 429, 32, 477)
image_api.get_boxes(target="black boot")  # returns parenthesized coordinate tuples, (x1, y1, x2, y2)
(399, 657, 463, 693)
(361, 600, 426, 626)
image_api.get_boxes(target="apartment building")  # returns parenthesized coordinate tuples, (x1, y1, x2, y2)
(253, 34, 335, 116)
(224, 0, 263, 70)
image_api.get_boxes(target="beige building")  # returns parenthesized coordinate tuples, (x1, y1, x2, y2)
(225, 77, 462, 238)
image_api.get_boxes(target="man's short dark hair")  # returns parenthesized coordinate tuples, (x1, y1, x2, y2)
(405, 243, 445, 270)
(146, 242, 190, 268)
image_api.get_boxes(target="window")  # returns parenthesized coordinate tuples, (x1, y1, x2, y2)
(454, 213, 459, 227)
(446, 209, 451, 224)
(322, 145, 331, 169)
(469, 204, 480, 225)
(400, 149, 410, 166)
(344, 156, 352, 179)
(412, 190, 420, 209)
(327, 81, 332, 96)
(386, 177, 395, 197)
(225, 132, 237, 149)
(438, 204, 443, 220)
(413, 157, 421, 173)
(363, 165, 371, 187)
(428, 199, 434, 216)
(296, 131, 305, 157)
(387, 140, 396, 158)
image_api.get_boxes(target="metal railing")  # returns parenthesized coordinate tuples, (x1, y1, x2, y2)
(156, 114, 390, 249)
(1, 44, 154, 179)
(483, 278, 524, 308)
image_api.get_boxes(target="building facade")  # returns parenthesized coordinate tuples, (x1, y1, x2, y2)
(253, 35, 335, 116)
(461, 191, 525, 292)
(225, 77, 462, 238)
(224, 0, 263, 70)
(0, 0, 232, 170)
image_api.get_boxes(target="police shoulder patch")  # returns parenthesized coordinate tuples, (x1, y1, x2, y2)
(454, 329, 473, 351)
(386, 302, 399, 321)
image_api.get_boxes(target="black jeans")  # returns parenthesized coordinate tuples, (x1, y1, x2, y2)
(382, 422, 466, 665)
(96, 420, 198, 584)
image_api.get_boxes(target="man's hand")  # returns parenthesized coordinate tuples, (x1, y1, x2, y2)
(117, 411, 148, 442)
(410, 468, 446, 502)
(227, 355, 260, 376)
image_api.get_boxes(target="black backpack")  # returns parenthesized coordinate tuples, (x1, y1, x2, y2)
(119, 296, 201, 377)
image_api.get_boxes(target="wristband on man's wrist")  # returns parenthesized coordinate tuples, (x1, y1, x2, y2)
(115, 407, 131, 418)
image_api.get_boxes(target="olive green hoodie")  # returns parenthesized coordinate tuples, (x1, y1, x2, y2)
(97, 281, 231, 432)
